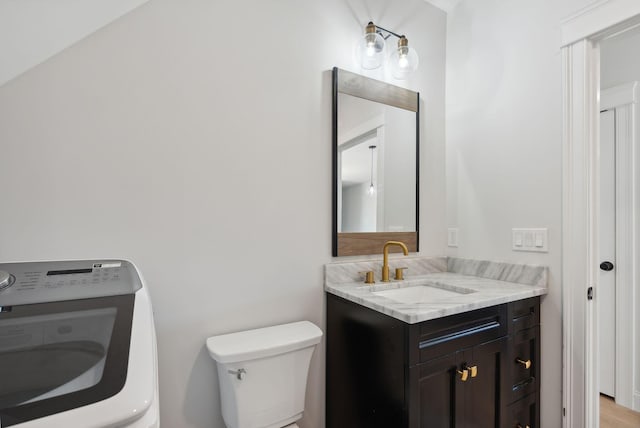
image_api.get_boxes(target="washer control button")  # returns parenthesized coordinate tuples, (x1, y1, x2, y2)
(0, 271, 12, 290)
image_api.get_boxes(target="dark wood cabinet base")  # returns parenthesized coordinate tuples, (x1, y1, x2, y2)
(326, 293, 541, 428)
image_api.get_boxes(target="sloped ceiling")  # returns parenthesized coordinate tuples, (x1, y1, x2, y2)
(424, 0, 460, 13)
(0, 0, 148, 87)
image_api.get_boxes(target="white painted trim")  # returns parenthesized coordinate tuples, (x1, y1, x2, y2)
(600, 82, 639, 110)
(613, 102, 636, 410)
(562, 39, 600, 428)
(562, 2, 640, 425)
(635, 96, 640, 414)
(561, 0, 640, 47)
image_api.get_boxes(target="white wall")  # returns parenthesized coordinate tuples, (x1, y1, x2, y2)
(445, 1, 595, 426)
(0, 0, 447, 427)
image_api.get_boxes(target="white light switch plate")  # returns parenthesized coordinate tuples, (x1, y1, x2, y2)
(448, 228, 459, 247)
(512, 228, 548, 252)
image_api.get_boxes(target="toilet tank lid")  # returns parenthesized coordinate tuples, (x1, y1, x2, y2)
(206, 320, 322, 364)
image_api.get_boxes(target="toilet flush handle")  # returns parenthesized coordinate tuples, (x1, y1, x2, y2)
(228, 368, 246, 380)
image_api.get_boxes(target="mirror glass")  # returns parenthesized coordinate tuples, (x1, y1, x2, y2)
(338, 93, 416, 233)
(332, 68, 419, 256)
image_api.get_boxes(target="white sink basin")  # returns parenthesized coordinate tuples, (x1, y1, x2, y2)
(373, 283, 475, 304)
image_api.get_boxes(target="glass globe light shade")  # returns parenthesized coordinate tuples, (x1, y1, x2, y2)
(358, 22, 385, 69)
(390, 37, 419, 79)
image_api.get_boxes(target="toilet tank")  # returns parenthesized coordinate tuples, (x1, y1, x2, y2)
(206, 321, 322, 428)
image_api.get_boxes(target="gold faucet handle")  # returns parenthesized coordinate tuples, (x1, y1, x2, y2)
(359, 271, 375, 284)
(394, 267, 408, 280)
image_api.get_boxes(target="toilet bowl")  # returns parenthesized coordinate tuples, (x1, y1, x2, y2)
(206, 321, 322, 428)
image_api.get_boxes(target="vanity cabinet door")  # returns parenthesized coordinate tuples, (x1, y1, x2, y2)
(409, 337, 507, 428)
(409, 351, 464, 428)
(463, 337, 508, 428)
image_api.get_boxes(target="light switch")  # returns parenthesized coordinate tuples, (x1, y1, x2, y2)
(448, 228, 459, 247)
(512, 228, 548, 252)
(514, 231, 523, 247)
(524, 232, 533, 247)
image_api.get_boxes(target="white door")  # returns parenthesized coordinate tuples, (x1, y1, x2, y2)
(599, 109, 616, 398)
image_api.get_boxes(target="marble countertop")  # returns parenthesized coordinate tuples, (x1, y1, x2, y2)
(325, 271, 547, 324)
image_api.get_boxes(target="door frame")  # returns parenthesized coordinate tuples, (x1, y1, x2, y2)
(600, 82, 639, 410)
(561, 1, 640, 427)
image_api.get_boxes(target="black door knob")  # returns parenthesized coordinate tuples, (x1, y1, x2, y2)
(600, 261, 614, 271)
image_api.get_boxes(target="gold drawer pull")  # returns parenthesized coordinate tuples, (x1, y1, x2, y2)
(516, 424, 530, 428)
(516, 358, 532, 369)
(457, 368, 469, 382)
(469, 365, 478, 378)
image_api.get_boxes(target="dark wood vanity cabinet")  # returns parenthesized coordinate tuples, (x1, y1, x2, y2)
(409, 337, 507, 428)
(326, 293, 541, 428)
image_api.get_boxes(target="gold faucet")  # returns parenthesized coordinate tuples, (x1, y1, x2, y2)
(382, 241, 409, 282)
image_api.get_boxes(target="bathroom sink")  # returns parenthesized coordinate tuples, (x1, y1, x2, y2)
(373, 283, 475, 304)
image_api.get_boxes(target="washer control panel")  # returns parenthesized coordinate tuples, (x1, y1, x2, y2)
(0, 260, 142, 306)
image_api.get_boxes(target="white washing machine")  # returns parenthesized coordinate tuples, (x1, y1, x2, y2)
(0, 260, 159, 428)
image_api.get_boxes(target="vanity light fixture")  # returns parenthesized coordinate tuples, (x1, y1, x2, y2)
(367, 145, 376, 196)
(358, 22, 386, 69)
(358, 22, 419, 79)
(389, 36, 419, 79)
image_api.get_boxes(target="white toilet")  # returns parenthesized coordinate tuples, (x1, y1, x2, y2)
(206, 320, 322, 428)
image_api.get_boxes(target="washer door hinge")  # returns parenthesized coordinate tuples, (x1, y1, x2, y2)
(587, 286, 593, 300)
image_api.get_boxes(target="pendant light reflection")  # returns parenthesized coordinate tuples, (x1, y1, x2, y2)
(367, 145, 377, 196)
(358, 22, 419, 79)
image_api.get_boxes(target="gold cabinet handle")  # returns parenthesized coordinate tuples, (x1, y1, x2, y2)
(516, 424, 531, 428)
(358, 271, 375, 284)
(457, 368, 469, 382)
(469, 365, 478, 378)
(394, 267, 408, 280)
(516, 358, 532, 369)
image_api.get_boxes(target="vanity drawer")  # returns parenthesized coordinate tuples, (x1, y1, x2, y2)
(507, 326, 540, 404)
(503, 393, 539, 428)
(508, 297, 540, 334)
(411, 304, 507, 364)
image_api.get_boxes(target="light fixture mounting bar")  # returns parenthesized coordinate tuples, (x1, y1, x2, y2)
(372, 23, 404, 40)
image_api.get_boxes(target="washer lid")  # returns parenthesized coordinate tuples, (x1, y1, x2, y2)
(0, 294, 136, 427)
(206, 321, 322, 364)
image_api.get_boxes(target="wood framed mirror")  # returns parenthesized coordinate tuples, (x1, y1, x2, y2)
(332, 67, 419, 256)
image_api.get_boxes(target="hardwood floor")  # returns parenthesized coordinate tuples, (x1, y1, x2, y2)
(600, 395, 640, 428)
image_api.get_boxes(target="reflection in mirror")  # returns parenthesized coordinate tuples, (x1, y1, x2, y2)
(338, 93, 416, 234)
(332, 67, 419, 256)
